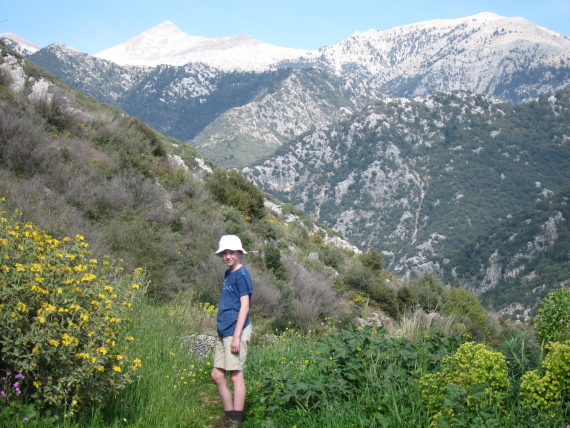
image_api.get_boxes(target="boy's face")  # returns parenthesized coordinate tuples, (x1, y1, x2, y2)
(219, 250, 242, 270)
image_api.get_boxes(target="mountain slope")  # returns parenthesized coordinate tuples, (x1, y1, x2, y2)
(190, 68, 384, 167)
(0, 33, 39, 55)
(90, 14, 570, 103)
(27, 44, 151, 106)
(244, 89, 570, 275)
(27, 45, 383, 167)
(443, 186, 570, 321)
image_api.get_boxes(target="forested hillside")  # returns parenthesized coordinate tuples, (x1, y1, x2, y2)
(444, 186, 570, 321)
(246, 89, 570, 279)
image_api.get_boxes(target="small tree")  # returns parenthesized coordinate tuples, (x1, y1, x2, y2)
(264, 245, 286, 280)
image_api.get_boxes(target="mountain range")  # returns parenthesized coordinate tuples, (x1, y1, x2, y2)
(3, 12, 570, 317)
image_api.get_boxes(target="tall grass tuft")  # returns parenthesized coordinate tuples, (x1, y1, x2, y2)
(386, 308, 458, 342)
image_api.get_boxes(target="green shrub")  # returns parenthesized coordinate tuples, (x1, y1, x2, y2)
(0, 199, 147, 418)
(519, 340, 570, 414)
(359, 248, 385, 273)
(270, 317, 291, 335)
(442, 286, 491, 339)
(533, 288, 570, 344)
(396, 286, 417, 312)
(368, 284, 399, 319)
(419, 341, 510, 426)
(408, 273, 447, 312)
(205, 168, 265, 220)
(342, 263, 375, 293)
(264, 245, 286, 280)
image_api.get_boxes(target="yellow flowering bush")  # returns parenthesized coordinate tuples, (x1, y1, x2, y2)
(199, 302, 217, 318)
(419, 341, 510, 426)
(519, 341, 570, 414)
(0, 199, 147, 417)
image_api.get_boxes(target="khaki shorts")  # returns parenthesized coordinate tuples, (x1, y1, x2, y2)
(213, 324, 252, 371)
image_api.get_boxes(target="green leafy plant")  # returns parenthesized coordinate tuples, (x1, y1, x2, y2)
(0, 199, 147, 418)
(533, 288, 570, 344)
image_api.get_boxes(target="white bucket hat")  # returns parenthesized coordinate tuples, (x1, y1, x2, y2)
(215, 235, 247, 254)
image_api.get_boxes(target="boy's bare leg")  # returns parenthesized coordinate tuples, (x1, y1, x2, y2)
(230, 370, 246, 411)
(211, 368, 234, 411)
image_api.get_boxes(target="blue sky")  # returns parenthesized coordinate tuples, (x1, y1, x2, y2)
(2, 0, 570, 54)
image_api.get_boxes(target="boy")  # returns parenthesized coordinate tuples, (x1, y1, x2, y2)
(210, 235, 253, 428)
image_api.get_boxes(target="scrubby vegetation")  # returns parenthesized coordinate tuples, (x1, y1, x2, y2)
(1, 43, 570, 426)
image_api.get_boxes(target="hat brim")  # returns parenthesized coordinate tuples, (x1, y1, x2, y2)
(215, 248, 247, 254)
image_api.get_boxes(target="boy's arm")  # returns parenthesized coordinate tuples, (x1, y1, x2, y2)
(230, 294, 250, 354)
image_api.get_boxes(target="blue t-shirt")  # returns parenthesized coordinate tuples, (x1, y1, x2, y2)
(217, 266, 252, 337)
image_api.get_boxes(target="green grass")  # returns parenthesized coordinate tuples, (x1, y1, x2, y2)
(2, 299, 569, 428)
(93, 298, 220, 427)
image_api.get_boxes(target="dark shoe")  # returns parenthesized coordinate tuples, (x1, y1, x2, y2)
(208, 416, 233, 428)
(228, 420, 242, 428)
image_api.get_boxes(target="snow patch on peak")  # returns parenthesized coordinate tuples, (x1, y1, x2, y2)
(0, 33, 40, 55)
(95, 21, 314, 71)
